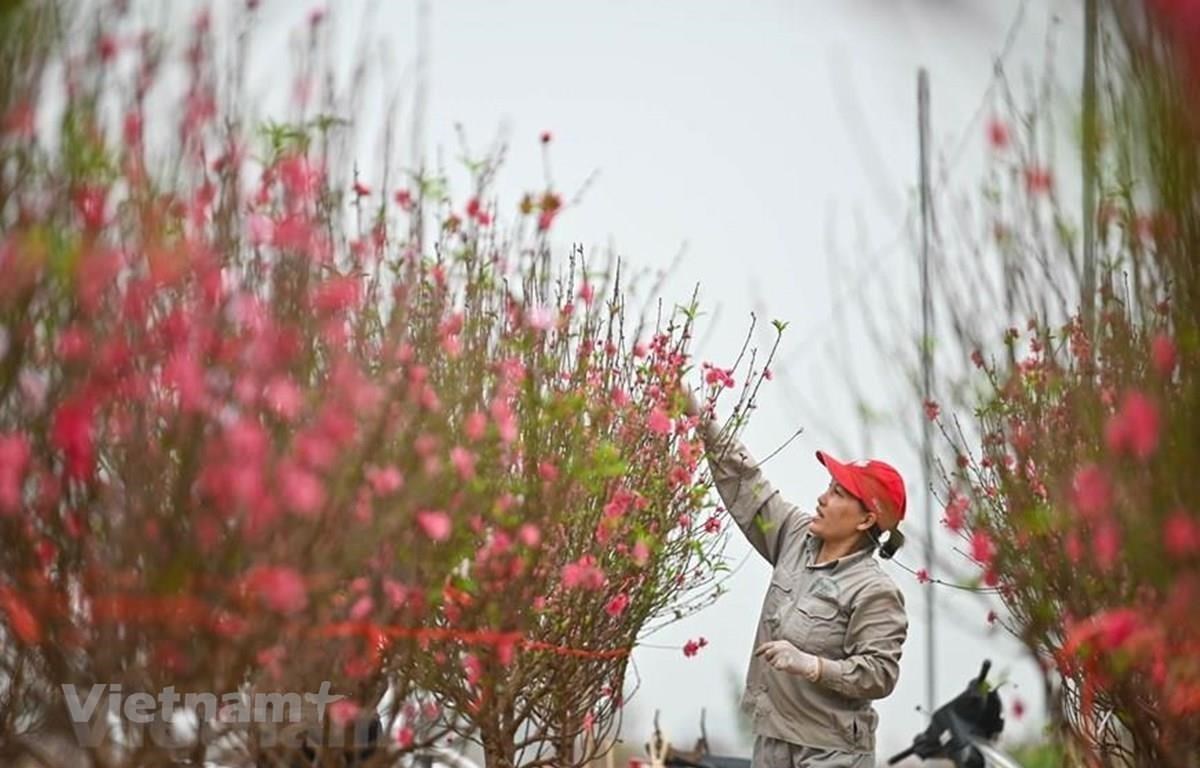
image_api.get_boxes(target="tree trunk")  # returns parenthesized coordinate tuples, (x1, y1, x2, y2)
(481, 719, 515, 768)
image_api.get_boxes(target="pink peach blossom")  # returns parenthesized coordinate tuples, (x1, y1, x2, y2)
(244, 566, 308, 615)
(418, 510, 452, 542)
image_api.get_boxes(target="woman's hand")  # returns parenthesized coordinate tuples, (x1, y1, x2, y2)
(683, 385, 702, 419)
(755, 640, 820, 682)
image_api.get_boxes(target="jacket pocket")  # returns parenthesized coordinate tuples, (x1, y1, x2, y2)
(836, 708, 878, 751)
(763, 578, 794, 636)
(790, 594, 844, 655)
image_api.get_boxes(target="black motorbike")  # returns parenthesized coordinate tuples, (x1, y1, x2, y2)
(888, 660, 1022, 768)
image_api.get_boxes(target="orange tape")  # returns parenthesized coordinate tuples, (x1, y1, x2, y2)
(319, 621, 629, 660)
(5, 590, 633, 660)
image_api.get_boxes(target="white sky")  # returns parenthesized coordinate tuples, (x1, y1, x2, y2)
(129, 0, 1086, 761)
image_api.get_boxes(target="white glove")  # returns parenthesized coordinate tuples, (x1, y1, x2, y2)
(755, 640, 821, 682)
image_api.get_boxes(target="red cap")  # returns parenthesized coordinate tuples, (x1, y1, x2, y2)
(816, 451, 907, 532)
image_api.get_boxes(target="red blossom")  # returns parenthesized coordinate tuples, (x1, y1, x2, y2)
(682, 637, 708, 658)
(1105, 390, 1161, 460)
(264, 376, 303, 421)
(702, 364, 735, 389)
(986, 118, 1010, 149)
(450, 446, 477, 481)
(277, 154, 320, 201)
(526, 306, 554, 331)
(51, 393, 97, 480)
(1071, 463, 1112, 518)
(647, 408, 672, 436)
(610, 488, 645, 517)
(1163, 510, 1200, 558)
(72, 185, 108, 231)
(348, 595, 374, 621)
(632, 540, 651, 566)
(604, 593, 630, 617)
(0, 587, 40, 644)
(464, 411, 488, 442)
(519, 523, 541, 548)
(562, 555, 605, 591)
(313, 276, 361, 314)
(329, 699, 361, 727)
(36, 531, 70, 564)
(97, 34, 119, 62)
(277, 460, 325, 517)
(272, 212, 315, 251)
(1062, 607, 1145, 662)
(383, 579, 409, 609)
(1151, 333, 1177, 377)
(417, 510, 452, 542)
(247, 213, 274, 246)
(970, 530, 996, 566)
(0, 433, 32, 515)
(943, 491, 968, 532)
(1023, 167, 1053, 195)
(242, 565, 308, 615)
(1095, 609, 1141, 651)
(462, 654, 482, 686)
(2, 100, 35, 138)
(923, 399, 940, 421)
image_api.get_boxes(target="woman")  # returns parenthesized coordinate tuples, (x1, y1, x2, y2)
(689, 394, 909, 768)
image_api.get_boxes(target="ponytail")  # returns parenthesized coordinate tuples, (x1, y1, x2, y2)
(868, 525, 905, 559)
(879, 527, 905, 559)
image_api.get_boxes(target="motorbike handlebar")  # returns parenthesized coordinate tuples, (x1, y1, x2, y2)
(887, 745, 917, 765)
(886, 659, 1005, 766)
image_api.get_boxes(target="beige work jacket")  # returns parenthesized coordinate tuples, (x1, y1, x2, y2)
(705, 424, 908, 753)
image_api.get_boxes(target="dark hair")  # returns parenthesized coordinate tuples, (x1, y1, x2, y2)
(869, 525, 905, 560)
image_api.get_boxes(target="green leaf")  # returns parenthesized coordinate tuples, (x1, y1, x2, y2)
(590, 441, 627, 480)
(311, 113, 351, 135)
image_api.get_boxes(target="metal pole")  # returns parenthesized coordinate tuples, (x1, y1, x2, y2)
(1082, 0, 1099, 332)
(412, 0, 430, 173)
(410, 0, 430, 251)
(917, 68, 937, 716)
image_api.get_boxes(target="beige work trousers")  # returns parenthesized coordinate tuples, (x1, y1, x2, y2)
(752, 735, 874, 768)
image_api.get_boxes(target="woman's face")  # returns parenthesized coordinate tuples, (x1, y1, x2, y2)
(811, 479, 874, 543)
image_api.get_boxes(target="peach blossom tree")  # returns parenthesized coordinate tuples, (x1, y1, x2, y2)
(919, 2, 1200, 764)
(0, 3, 773, 767)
